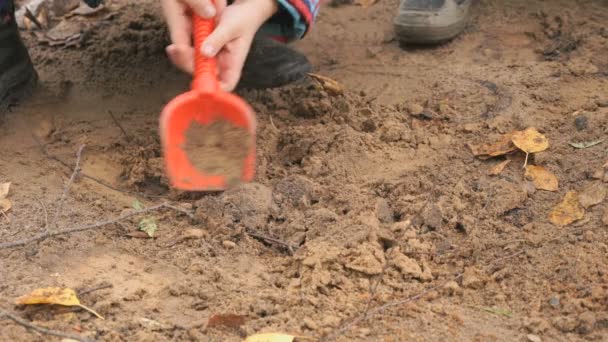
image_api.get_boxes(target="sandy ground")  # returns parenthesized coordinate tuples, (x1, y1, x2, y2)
(1, 0, 607, 341)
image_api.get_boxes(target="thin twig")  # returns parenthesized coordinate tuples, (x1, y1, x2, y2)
(49, 145, 84, 231)
(78, 283, 113, 296)
(0, 203, 174, 249)
(36, 198, 49, 230)
(0, 308, 94, 342)
(246, 229, 295, 255)
(108, 111, 132, 141)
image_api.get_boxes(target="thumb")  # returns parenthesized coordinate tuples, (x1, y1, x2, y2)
(200, 19, 239, 57)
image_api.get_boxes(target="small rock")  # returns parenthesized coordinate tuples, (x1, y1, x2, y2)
(361, 118, 377, 133)
(578, 183, 606, 209)
(602, 207, 608, 226)
(574, 115, 588, 131)
(524, 316, 551, 334)
(549, 296, 560, 309)
(421, 204, 442, 229)
(375, 198, 394, 223)
(552, 315, 578, 333)
(222, 240, 236, 249)
(592, 169, 605, 180)
(407, 238, 432, 254)
(463, 122, 482, 133)
(462, 267, 485, 289)
(596, 99, 608, 107)
(407, 103, 424, 116)
(303, 317, 318, 330)
(578, 311, 597, 334)
(527, 334, 542, 342)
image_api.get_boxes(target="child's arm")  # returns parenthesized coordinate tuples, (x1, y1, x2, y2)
(162, 0, 320, 91)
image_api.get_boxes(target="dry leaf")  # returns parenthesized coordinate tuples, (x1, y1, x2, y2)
(549, 191, 585, 226)
(511, 128, 549, 153)
(16, 287, 104, 319)
(578, 183, 606, 209)
(489, 160, 511, 176)
(356, 0, 379, 8)
(524, 166, 559, 191)
(468, 133, 517, 159)
(569, 139, 603, 149)
(308, 73, 344, 96)
(244, 333, 296, 342)
(207, 314, 247, 330)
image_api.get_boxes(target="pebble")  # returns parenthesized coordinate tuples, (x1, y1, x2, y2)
(552, 315, 578, 333)
(574, 115, 588, 131)
(375, 198, 394, 223)
(549, 296, 560, 309)
(583, 230, 594, 242)
(578, 311, 596, 334)
(602, 207, 608, 226)
(527, 334, 542, 342)
(596, 99, 608, 107)
(222, 240, 236, 249)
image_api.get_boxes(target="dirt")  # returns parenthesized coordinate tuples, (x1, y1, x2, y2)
(183, 120, 251, 186)
(1, 0, 608, 341)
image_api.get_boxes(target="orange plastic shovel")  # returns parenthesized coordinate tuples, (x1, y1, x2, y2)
(160, 14, 256, 191)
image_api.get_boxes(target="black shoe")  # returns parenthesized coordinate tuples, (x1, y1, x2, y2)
(237, 35, 312, 90)
(394, 0, 472, 44)
(0, 0, 38, 113)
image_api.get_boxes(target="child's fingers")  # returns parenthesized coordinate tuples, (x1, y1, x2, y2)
(200, 17, 241, 57)
(166, 44, 195, 74)
(161, 0, 192, 46)
(180, 0, 218, 18)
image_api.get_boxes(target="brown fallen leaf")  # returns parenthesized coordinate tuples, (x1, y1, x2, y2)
(511, 127, 549, 153)
(207, 314, 247, 330)
(524, 166, 559, 192)
(468, 133, 517, 159)
(489, 160, 511, 176)
(549, 191, 585, 226)
(578, 183, 606, 209)
(16, 287, 104, 319)
(308, 73, 344, 96)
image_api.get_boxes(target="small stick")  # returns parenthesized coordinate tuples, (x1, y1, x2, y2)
(78, 283, 113, 296)
(37, 198, 49, 230)
(246, 229, 295, 255)
(49, 145, 84, 231)
(0, 203, 173, 249)
(108, 111, 132, 141)
(0, 309, 94, 342)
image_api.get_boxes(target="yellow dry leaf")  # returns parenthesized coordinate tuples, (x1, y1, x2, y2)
(525, 166, 559, 192)
(308, 73, 344, 96)
(511, 127, 549, 153)
(468, 133, 517, 159)
(16, 287, 104, 319)
(549, 191, 585, 226)
(489, 160, 511, 176)
(244, 333, 297, 342)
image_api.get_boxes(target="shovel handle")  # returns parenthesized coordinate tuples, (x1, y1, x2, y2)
(192, 15, 219, 93)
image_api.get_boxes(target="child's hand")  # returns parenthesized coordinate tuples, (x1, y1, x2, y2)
(162, 0, 278, 92)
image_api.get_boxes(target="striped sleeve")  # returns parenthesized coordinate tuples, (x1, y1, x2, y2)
(261, 0, 320, 41)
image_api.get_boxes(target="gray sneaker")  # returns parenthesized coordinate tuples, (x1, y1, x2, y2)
(394, 0, 472, 44)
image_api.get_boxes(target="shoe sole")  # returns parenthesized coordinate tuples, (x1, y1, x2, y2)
(394, 0, 471, 44)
